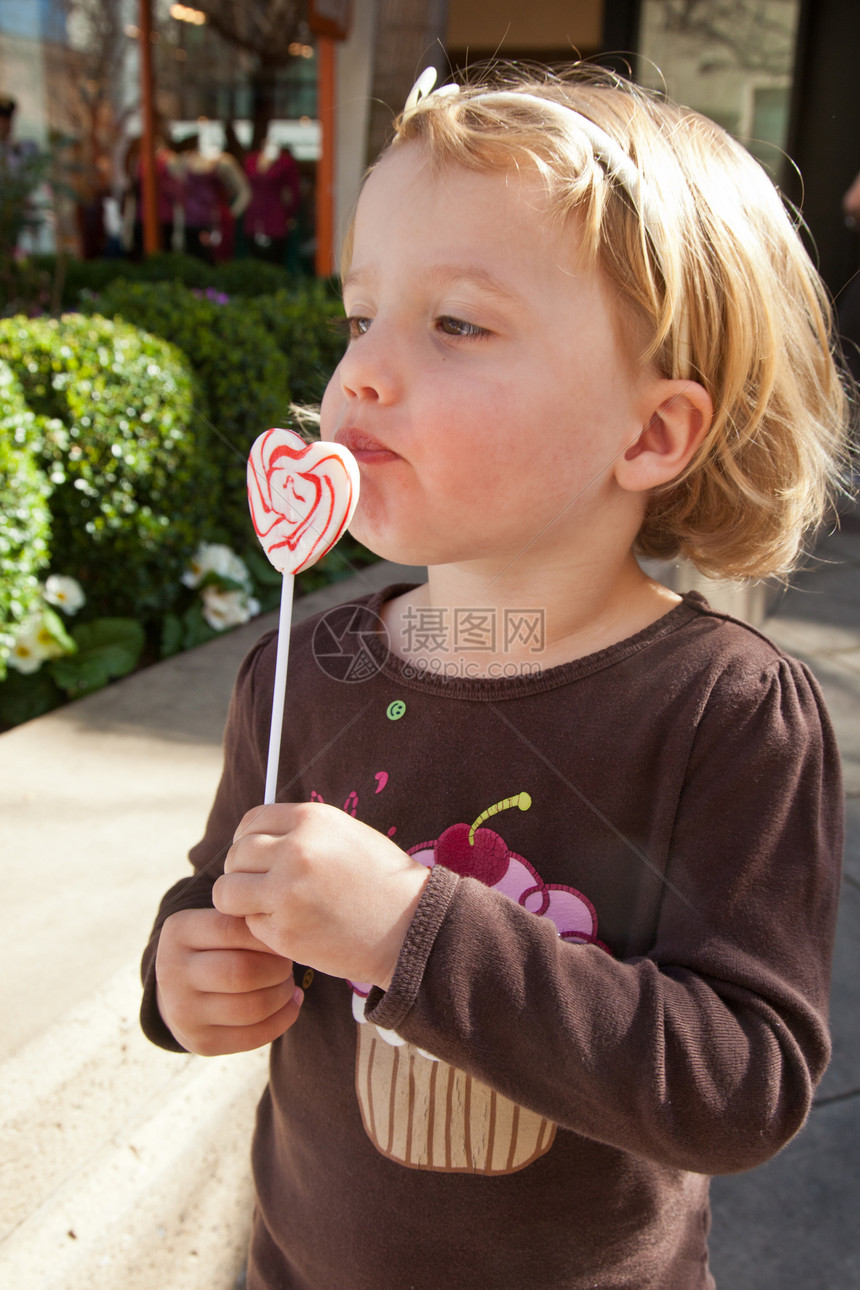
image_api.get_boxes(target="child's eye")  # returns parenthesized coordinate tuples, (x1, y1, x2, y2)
(436, 316, 491, 339)
(346, 315, 372, 340)
(330, 315, 372, 341)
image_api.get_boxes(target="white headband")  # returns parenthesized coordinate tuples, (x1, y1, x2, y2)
(401, 69, 691, 379)
(403, 68, 649, 219)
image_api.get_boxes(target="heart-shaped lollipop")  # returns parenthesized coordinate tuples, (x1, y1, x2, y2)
(247, 427, 360, 575)
(247, 427, 360, 802)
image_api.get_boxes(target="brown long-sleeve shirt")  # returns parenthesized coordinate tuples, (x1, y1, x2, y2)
(141, 589, 843, 1289)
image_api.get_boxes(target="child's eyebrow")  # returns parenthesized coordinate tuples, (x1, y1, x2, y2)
(421, 264, 521, 302)
(343, 264, 522, 305)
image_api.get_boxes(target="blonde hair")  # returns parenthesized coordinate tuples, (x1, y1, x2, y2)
(355, 64, 851, 581)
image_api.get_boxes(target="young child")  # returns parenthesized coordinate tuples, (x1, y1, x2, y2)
(141, 65, 848, 1289)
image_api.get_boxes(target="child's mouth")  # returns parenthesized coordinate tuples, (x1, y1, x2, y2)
(335, 428, 399, 464)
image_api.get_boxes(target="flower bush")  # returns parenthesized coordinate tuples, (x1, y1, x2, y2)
(0, 359, 52, 677)
(6, 601, 75, 675)
(0, 272, 373, 731)
(0, 571, 145, 726)
(161, 542, 261, 657)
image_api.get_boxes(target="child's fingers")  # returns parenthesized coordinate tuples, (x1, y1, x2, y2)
(212, 871, 270, 919)
(187, 946, 296, 995)
(166, 906, 274, 953)
(194, 977, 298, 1029)
(155, 910, 305, 1056)
(225, 832, 285, 875)
(180, 988, 304, 1058)
(233, 802, 298, 842)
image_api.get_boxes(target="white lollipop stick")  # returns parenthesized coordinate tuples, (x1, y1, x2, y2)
(265, 572, 295, 805)
(247, 428, 360, 803)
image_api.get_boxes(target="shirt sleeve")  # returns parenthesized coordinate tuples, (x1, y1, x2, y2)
(139, 632, 275, 1051)
(366, 654, 843, 1176)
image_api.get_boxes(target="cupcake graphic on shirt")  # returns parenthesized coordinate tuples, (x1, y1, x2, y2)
(350, 793, 606, 1175)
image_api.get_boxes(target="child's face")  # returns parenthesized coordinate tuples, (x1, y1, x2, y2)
(320, 143, 651, 570)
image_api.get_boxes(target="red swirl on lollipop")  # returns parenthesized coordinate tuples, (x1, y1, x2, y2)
(247, 427, 360, 575)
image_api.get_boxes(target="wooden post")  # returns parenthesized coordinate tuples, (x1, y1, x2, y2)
(138, 0, 159, 256)
(315, 34, 336, 278)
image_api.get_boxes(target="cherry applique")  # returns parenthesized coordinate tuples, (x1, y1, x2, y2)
(434, 823, 510, 884)
(433, 793, 531, 886)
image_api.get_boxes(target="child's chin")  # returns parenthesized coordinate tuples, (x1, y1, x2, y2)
(350, 506, 480, 569)
(349, 520, 428, 568)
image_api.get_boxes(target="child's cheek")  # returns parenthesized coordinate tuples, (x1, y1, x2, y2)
(317, 379, 342, 442)
(346, 488, 405, 562)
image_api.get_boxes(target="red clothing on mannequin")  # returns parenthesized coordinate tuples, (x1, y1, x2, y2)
(243, 147, 300, 258)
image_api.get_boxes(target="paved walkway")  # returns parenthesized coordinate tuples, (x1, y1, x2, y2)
(1, 535, 858, 1288)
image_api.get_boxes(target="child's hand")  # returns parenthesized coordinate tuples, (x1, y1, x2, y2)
(155, 907, 303, 1056)
(214, 802, 430, 991)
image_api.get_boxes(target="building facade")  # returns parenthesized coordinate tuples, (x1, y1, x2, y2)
(1, 0, 858, 297)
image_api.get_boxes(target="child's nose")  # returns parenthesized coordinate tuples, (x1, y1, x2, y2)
(337, 327, 400, 404)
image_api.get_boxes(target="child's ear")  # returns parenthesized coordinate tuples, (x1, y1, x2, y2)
(615, 379, 713, 493)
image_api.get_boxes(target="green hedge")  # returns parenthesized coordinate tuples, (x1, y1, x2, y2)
(214, 258, 303, 299)
(11, 252, 347, 410)
(0, 269, 361, 726)
(22, 251, 325, 311)
(245, 281, 347, 406)
(87, 279, 294, 548)
(0, 359, 52, 677)
(0, 313, 214, 619)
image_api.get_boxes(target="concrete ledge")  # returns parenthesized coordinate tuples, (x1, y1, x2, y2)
(0, 963, 268, 1290)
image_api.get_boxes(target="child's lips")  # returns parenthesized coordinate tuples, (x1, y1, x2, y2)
(335, 428, 399, 464)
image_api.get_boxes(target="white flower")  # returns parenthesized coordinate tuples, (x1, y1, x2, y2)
(200, 586, 260, 631)
(183, 544, 259, 632)
(7, 617, 58, 674)
(182, 543, 252, 590)
(8, 631, 48, 674)
(43, 575, 86, 615)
